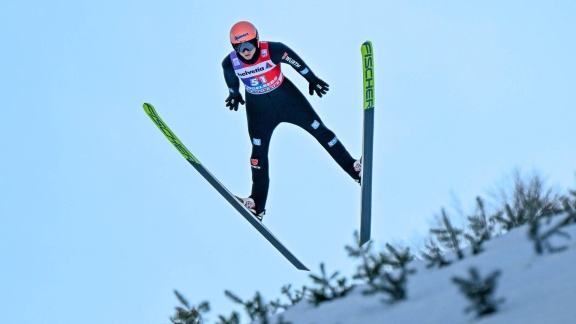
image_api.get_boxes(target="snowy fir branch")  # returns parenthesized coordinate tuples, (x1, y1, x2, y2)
(452, 267, 505, 317)
(224, 290, 274, 324)
(364, 267, 411, 304)
(308, 262, 354, 306)
(346, 233, 416, 304)
(383, 243, 416, 269)
(352, 250, 391, 284)
(169, 290, 210, 324)
(346, 231, 390, 284)
(560, 190, 576, 224)
(493, 172, 563, 230)
(463, 197, 500, 255)
(215, 311, 240, 324)
(345, 231, 374, 258)
(467, 197, 492, 236)
(361, 244, 416, 304)
(430, 210, 465, 260)
(420, 238, 452, 269)
(528, 214, 572, 255)
(468, 197, 499, 239)
(463, 231, 488, 256)
(269, 285, 307, 311)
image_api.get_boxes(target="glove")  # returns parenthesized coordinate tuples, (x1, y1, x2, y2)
(225, 93, 245, 111)
(308, 78, 329, 97)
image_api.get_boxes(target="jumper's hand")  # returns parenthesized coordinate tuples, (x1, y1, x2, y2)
(308, 78, 329, 97)
(225, 93, 245, 111)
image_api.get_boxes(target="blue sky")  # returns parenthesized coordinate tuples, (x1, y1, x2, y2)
(1, 1, 575, 323)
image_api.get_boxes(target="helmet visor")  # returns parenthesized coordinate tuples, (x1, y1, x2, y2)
(234, 39, 257, 53)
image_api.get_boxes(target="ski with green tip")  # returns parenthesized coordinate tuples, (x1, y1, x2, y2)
(360, 41, 374, 246)
(142, 103, 309, 271)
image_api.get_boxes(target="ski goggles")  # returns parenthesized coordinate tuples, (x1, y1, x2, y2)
(233, 39, 258, 53)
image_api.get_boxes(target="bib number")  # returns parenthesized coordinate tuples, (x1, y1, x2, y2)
(251, 76, 267, 86)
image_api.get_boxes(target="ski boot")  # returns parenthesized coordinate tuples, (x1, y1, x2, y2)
(354, 157, 363, 184)
(235, 196, 265, 221)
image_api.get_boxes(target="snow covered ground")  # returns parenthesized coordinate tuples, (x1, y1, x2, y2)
(266, 220, 576, 324)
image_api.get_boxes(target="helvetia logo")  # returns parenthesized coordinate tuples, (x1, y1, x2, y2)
(237, 66, 265, 77)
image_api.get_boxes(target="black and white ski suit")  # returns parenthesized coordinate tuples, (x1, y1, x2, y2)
(222, 41, 359, 214)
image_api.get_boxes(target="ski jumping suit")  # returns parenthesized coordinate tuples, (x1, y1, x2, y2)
(222, 41, 359, 214)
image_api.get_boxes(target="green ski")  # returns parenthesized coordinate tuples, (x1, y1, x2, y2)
(360, 41, 374, 246)
(143, 103, 309, 271)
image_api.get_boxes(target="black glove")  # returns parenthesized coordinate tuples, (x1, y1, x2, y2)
(308, 78, 329, 97)
(225, 93, 245, 111)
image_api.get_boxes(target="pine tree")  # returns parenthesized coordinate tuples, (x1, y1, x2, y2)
(345, 231, 374, 261)
(224, 290, 272, 324)
(169, 290, 210, 324)
(452, 267, 505, 317)
(215, 312, 240, 324)
(308, 263, 354, 306)
(347, 231, 416, 304)
(269, 285, 307, 312)
(384, 243, 415, 269)
(361, 244, 416, 304)
(346, 231, 389, 284)
(464, 197, 499, 255)
(560, 189, 576, 224)
(420, 238, 452, 269)
(493, 172, 562, 230)
(430, 210, 465, 260)
(528, 215, 571, 255)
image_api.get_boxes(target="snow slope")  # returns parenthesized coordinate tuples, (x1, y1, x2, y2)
(266, 221, 576, 324)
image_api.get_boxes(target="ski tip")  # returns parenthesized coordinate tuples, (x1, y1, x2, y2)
(143, 102, 153, 109)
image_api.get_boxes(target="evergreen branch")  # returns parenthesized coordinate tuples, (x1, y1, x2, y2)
(308, 263, 354, 306)
(528, 216, 572, 255)
(493, 171, 563, 230)
(420, 239, 452, 269)
(169, 291, 210, 324)
(430, 210, 465, 259)
(216, 311, 240, 324)
(452, 267, 505, 317)
(224, 290, 272, 323)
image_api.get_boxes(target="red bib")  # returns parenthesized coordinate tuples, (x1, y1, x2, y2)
(230, 42, 284, 94)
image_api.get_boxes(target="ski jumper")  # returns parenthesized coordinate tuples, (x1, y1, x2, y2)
(222, 41, 359, 214)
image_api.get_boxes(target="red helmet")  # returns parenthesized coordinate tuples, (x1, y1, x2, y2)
(229, 21, 259, 44)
